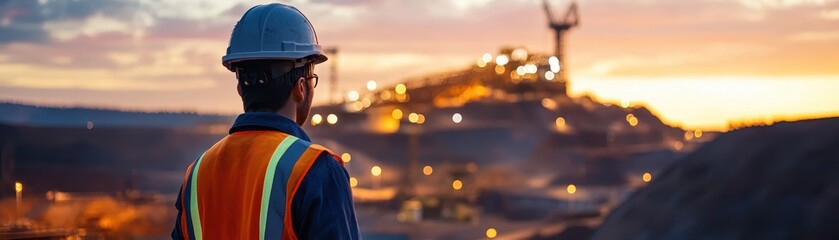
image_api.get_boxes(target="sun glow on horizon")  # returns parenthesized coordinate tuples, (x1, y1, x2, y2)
(569, 75, 839, 131)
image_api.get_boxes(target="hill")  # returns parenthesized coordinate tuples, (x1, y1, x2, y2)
(592, 118, 839, 239)
(0, 102, 234, 128)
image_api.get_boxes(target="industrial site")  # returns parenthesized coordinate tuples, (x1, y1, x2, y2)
(3, 0, 838, 239)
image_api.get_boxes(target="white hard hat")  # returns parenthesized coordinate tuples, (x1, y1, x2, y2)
(222, 3, 328, 72)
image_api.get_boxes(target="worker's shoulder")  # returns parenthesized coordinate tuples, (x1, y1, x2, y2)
(292, 140, 346, 187)
(298, 140, 344, 167)
(304, 146, 348, 181)
(305, 141, 337, 156)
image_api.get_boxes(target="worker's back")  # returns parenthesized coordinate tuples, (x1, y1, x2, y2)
(173, 122, 357, 239)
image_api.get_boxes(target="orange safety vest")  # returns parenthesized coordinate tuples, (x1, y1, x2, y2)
(177, 131, 341, 240)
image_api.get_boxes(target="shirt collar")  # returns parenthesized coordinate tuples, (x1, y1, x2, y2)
(229, 112, 311, 141)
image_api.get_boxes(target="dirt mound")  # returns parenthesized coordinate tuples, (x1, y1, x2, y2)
(593, 118, 839, 240)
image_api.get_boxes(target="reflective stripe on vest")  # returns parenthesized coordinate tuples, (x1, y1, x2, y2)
(178, 133, 340, 240)
(259, 135, 299, 240)
(189, 151, 206, 240)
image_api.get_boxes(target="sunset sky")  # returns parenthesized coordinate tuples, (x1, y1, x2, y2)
(1, 0, 838, 131)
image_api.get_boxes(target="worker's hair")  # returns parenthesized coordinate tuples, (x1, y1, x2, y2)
(233, 60, 312, 112)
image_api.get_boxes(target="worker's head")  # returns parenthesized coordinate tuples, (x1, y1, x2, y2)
(233, 60, 317, 125)
(222, 3, 327, 125)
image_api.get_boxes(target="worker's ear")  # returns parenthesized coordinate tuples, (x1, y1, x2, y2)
(236, 84, 243, 97)
(291, 76, 306, 103)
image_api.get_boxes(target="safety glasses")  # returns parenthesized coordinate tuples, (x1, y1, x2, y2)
(307, 74, 319, 88)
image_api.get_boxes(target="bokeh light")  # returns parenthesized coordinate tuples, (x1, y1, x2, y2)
(627, 114, 638, 126)
(392, 109, 404, 119)
(327, 114, 338, 125)
(486, 228, 497, 239)
(477, 58, 487, 68)
(511, 48, 528, 61)
(348, 90, 360, 101)
(481, 53, 493, 63)
(452, 180, 463, 190)
(408, 113, 419, 123)
(395, 84, 407, 94)
(495, 54, 509, 66)
(351, 101, 363, 112)
(349, 177, 358, 188)
(494, 65, 505, 75)
(311, 114, 323, 125)
(545, 71, 555, 81)
(555, 117, 566, 128)
(542, 98, 558, 110)
(371, 166, 382, 177)
(423, 165, 433, 176)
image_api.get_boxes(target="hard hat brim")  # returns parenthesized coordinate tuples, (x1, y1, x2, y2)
(222, 51, 328, 72)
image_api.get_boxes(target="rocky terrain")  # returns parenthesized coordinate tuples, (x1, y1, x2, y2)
(593, 118, 839, 240)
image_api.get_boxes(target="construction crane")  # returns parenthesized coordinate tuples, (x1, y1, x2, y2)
(542, 0, 579, 83)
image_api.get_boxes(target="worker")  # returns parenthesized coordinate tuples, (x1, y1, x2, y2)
(172, 3, 359, 240)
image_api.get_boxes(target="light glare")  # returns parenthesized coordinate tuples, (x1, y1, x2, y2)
(495, 54, 509, 66)
(366, 81, 377, 91)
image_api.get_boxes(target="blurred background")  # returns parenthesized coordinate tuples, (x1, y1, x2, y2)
(1, 0, 838, 239)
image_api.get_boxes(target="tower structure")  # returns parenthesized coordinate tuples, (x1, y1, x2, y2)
(542, 0, 579, 83)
